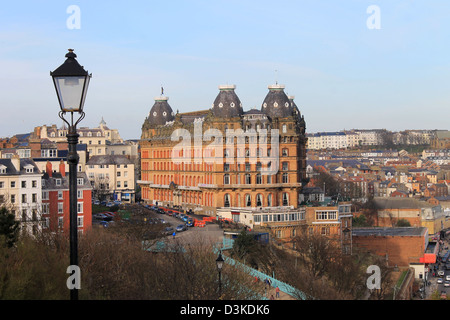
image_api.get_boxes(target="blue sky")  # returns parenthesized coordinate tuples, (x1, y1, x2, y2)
(1, 1, 450, 140)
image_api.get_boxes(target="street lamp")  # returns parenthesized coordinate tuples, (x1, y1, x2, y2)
(51, 49, 91, 300)
(216, 252, 224, 296)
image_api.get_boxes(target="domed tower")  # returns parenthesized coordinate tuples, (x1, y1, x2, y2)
(147, 95, 175, 127)
(211, 85, 244, 118)
(261, 84, 294, 119)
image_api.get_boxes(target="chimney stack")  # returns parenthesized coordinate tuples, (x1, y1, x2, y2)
(11, 154, 20, 172)
(59, 160, 65, 177)
(46, 160, 52, 177)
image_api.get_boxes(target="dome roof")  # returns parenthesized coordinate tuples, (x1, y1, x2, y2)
(147, 96, 175, 126)
(211, 85, 243, 118)
(261, 84, 294, 118)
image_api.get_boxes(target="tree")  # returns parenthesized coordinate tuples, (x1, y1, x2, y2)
(396, 219, 411, 227)
(0, 207, 20, 248)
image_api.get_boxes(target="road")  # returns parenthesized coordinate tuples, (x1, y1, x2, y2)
(421, 237, 450, 300)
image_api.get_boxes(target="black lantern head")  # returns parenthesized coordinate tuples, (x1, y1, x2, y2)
(51, 49, 91, 113)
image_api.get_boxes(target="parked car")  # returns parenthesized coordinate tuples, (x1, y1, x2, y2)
(167, 210, 173, 216)
(186, 218, 194, 227)
(445, 280, 450, 287)
(164, 226, 174, 235)
(441, 291, 447, 300)
(446, 275, 450, 281)
(93, 213, 112, 221)
(438, 278, 444, 284)
(438, 270, 445, 277)
(178, 214, 186, 220)
(176, 224, 187, 232)
(99, 221, 109, 228)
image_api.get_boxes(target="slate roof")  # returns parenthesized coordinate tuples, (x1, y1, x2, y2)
(87, 155, 132, 165)
(147, 96, 175, 126)
(211, 85, 243, 118)
(261, 84, 294, 118)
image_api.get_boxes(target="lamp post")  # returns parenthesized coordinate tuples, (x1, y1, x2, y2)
(216, 252, 224, 296)
(51, 49, 91, 300)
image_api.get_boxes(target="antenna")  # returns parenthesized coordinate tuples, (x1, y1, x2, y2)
(161, 86, 164, 96)
(275, 69, 278, 85)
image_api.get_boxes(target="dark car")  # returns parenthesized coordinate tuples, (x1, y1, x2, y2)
(176, 224, 187, 232)
(164, 226, 174, 235)
(93, 213, 112, 221)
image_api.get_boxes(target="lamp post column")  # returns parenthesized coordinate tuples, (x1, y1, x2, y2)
(67, 126, 80, 300)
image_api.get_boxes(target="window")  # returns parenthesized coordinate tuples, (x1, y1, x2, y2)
(77, 178, 84, 185)
(282, 124, 287, 133)
(282, 148, 288, 157)
(267, 194, 272, 207)
(282, 173, 289, 183)
(124, 181, 128, 188)
(256, 194, 263, 207)
(245, 194, 251, 207)
(58, 217, 64, 228)
(77, 216, 84, 229)
(10, 194, 15, 203)
(224, 174, 230, 185)
(58, 203, 63, 214)
(55, 179, 61, 186)
(224, 194, 231, 207)
(10, 181, 15, 188)
(42, 204, 49, 214)
(256, 173, 262, 184)
(32, 193, 37, 203)
(58, 191, 63, 199)
(32, 180, 37, 188)
(245, 174, 251, 184)
(282, 193, 289, 206)
(117, 181, 121, 188)
(77, 202, 83, 214)
(21, 194, 27, 203)
(282, 162, 289, 171)
(21, 181, 26, 188)
(117, 172, 121, 177)
(77, 190, 83, 199)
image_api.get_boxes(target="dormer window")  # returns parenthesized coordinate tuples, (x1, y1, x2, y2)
(24, 165, 34, 173)
(55, 179, 61, 186)
(0, 165, 6, 174)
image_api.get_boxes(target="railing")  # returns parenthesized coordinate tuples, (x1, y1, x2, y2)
(214, 238, 307, 300)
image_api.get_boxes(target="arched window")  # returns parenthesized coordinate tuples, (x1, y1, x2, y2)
(282, 193, 289, 206)
(267, 193, 272, 207)
(256, 194, 263, 207)
(245, 194, 251, 207)
(224, 194, 231, 207)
